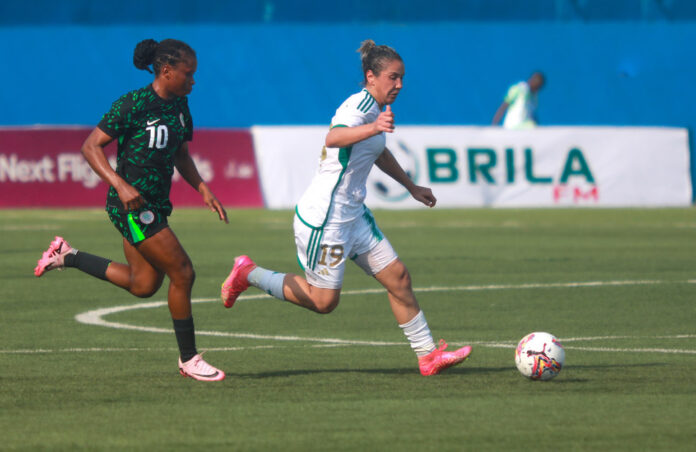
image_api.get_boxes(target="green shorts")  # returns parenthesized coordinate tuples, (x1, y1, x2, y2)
(107, 205, 169, 245)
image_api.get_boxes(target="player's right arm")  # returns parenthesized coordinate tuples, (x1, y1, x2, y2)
(492, 83, 521, 125)
(491, 101, 509, 125)
(325, 106, 395, 148)
(81, 128, 145, 211)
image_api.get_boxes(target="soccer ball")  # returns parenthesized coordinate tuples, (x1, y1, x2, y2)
(515, 332, 565, 381)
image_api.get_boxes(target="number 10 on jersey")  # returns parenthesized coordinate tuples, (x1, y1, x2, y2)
(146, 125, 169, 149)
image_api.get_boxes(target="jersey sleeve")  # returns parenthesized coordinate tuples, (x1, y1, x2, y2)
(97, 93, 133, 138)
(504, 83, 521, 104)
(330, 97, 369, 129)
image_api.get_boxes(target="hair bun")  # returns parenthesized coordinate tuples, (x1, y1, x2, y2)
(357, 39, 376, 60)
(133, 39, 159, 73)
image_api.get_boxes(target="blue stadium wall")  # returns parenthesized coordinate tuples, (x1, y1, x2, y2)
(2, 22, 693, 130)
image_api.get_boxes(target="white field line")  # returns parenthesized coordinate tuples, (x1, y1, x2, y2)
(561, 334, 696, 342)
(3, 279, 676, 356)
(75, 279, 680, 342)
(3, 341, 696, 355)
(0, 224, 58, 231)
(444, 342, 696, 355)
(0, 345, 286, 355)
(562, 346, 696, 355)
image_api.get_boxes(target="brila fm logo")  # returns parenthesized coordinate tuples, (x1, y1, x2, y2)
(368, 140, 598, 204)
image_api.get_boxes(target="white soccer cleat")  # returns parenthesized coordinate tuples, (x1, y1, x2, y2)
(178, 353, 226, 382)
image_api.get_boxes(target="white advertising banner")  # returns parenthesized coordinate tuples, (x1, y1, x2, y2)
(251, 126, 692, 208)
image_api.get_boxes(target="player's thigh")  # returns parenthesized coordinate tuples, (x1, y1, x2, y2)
(293, 215, 349, 290)
(122, 238, 165, 290)
(351, 209, 398, 277)
(136, 227, 193, 280)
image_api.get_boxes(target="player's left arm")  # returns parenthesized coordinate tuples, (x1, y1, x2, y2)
(375, 148, 436, 208)
(174, 142, 229, 223)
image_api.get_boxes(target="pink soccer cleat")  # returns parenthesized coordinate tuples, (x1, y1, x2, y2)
(34, 236, 74, 277)
(221, 255, 256, 308)
(418, 340, 472, 376)
(178, 353, 225, 382)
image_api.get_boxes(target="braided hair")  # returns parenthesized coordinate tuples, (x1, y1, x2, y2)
(133, 39, 196, 75)
(357, 39, 402, 84)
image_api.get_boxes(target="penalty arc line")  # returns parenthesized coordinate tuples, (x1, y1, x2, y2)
(67, 278, 696, 355)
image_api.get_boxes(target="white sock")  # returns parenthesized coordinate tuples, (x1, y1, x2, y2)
(247, 267, 286, 301)
(398, 311, 436, 357)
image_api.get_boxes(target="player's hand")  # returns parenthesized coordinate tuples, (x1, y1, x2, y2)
(409, 185, 437, 208)
(201, 186, 229, 223)
(374, 105, 395, 134)
(117, 183, 146, 211)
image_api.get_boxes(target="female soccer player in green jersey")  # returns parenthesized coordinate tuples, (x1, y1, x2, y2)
(222, 40, 472, 376)
(35, 39, 227, 381)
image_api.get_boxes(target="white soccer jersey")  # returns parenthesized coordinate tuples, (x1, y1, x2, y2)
(296, 89, 386, 227)
(502, 81, 538, 129)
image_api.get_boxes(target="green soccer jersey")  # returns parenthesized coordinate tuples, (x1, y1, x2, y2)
(97, 84, 193, 216)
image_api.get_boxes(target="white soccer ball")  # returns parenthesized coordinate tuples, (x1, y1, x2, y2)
(515, 332, 565, 381)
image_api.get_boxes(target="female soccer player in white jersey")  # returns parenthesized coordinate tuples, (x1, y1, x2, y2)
(222, 40, 472, 375)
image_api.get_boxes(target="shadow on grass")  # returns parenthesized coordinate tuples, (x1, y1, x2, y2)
(230, 365, 501, 379)
(229, 361, 668, 379)
(231, 368, 420, 378)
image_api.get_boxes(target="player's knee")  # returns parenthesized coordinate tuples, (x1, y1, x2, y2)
(315, 301, 339, 314)
(313, 292, 340, 314)
(170, 260, 195, 288)
(131, 288, 158, 298)
(391, 260, 412, 290)
(130, 280, 162, 298)
(183, 265, 196, 286)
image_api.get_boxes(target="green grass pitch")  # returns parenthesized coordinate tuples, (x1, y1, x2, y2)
(1, 207, 695, 451)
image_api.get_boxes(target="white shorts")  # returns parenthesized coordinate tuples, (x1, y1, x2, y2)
(294, 207, 398, 289)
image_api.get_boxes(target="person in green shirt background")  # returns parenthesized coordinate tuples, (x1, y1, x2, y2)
(492, 71, 545, 129)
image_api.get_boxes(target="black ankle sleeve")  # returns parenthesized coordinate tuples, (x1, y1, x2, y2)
(66, 251, 111, 281)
